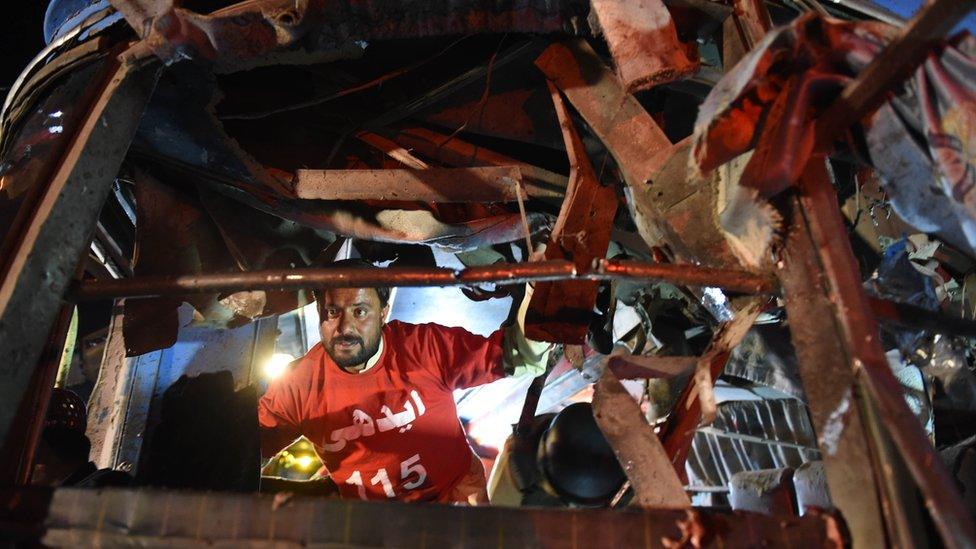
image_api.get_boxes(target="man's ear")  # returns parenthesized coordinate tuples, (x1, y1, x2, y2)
(382, 302, 391, 322)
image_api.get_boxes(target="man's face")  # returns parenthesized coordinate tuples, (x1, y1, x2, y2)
(318, 288, 389, 370)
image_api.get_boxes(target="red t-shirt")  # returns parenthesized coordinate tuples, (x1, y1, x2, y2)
(258, 320, 506, 502)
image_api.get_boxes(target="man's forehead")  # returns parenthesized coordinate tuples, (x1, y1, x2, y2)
(319, 287, 381, 306)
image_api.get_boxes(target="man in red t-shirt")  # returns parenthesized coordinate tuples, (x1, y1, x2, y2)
(258, 259, 550, 504)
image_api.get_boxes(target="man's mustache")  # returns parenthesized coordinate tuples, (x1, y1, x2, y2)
(332, 335, 363, 347)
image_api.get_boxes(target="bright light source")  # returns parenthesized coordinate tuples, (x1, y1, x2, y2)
(296, 454, 315, 470)
(264, 353, 295, 380)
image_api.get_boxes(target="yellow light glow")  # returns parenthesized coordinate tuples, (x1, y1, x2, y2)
(296, 454, 315, 470)
(263, 353, 295, 380)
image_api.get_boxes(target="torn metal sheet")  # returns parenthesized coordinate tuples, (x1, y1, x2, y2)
(723, 324, 806, 401)
(860, 36, 976, 257)
(693, 9, 976, 257)
(593, 368, 691, 508)
(524, 83, 618, 344)
(535, 40, 669, 223)
(692, 14, 895, 194)
(661, 298, 764, 471)
(293, 166, 525, 203)
(650, 139, 746, 268)
(589, 0, 699, 91)
(715, 151, 782, 269)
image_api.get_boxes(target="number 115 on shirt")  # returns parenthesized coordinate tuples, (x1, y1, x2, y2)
(345, 454, 428, 499)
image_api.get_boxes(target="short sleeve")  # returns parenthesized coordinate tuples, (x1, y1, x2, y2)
(413, 323, 506, 390)
(258, 371, 305, 458)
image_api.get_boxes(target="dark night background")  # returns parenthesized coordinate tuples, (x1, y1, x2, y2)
(2, 4, 48, 91)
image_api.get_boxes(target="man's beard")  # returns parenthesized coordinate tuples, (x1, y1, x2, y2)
(326, 335, 381, 369)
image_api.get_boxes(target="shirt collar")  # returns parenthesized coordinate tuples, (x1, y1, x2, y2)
(357, 334, 384, 374)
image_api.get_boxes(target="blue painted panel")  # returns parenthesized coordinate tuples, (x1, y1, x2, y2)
(868, 0, 975, 34)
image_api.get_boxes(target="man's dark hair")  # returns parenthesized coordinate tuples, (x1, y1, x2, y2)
(312, 258, 391, 310)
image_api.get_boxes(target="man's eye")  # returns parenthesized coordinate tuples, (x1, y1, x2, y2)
(354, 308, 367, 318)
(326, 309, 340, 318)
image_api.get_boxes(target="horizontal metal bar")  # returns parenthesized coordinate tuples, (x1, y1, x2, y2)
(293, 166, 527, 202)
(596, 260, 775, 294)
(684, 485, 731, 493)
(869, 297, 976, 337)
(69, 259, 777, 300)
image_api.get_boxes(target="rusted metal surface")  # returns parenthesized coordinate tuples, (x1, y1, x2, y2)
(88, 303, 143, 470)
(0, 56, 159, 455)
(71, 259, 776, 300)
(728, 468, 797, 517)
(0, 485, 843, 547)
(355, 131, 429, 170)
(524, 83, 618, 343)
(535, 40, 740, 268)
(419, 84, 567, 151)
(124, 168, 244, 355)
(595, 259, 776, 294)
(535, 40, 671, 192)
(607, 355, 695, 380)
(661, 299, 764, 474)
(392, 127, 568, 195)
(108, 0, 172, 39)
(115, 0, 587, 72)
(593, 367, 691, 508)
(0, 304, 76, 485)
(777, 185, 889, 547)
(293, 166, 525, 203)
(722, 0, 771, 69)
(814, 0, 976, 152)
(790, 161, 976, 548)
(589, 0, 698, 92)
(639, 140, 747, 267)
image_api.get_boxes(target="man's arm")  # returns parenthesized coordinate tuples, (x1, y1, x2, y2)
(501, 283, 552, 378)
(417, 284, 552, 390)
(257, 376, 304, 459)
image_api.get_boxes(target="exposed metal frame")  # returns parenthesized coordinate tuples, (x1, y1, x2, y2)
(0, 51, 160, 463)
(0, 0, 974, 546)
